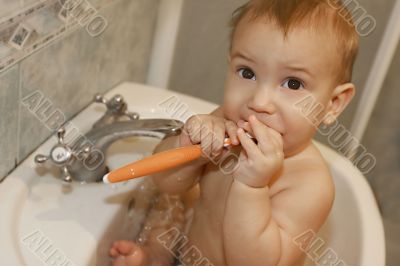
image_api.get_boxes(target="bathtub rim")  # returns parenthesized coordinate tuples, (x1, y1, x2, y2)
(314, 141, 385, 266)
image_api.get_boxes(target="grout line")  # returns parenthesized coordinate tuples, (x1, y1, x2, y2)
(16, 63, 22, 164)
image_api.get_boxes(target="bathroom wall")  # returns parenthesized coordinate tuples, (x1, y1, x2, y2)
(363, 40, 400, 265)
(168, 0, 247, 104)
(0, 0, 160, 180)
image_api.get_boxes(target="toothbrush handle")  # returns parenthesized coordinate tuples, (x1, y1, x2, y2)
(103, 137, 238, 184)
(104, 145, 203, 183)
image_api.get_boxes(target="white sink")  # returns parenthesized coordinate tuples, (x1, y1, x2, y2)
(0, 82, 216, 266)
(0, 82, 385, 266)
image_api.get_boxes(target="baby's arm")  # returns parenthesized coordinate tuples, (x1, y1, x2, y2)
(151, 106, 229, 195)
(222, 116, 334, 265)
(224, 164, 334, 266)
(150, 134, 206, 195)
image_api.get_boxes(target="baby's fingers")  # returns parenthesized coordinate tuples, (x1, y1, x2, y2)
(237, 128, 259, 158)
(211, 123, 226, 157)
(225, 120, 239, 145)
(200, 121, 213, 156)
(237, 120, 254, 138)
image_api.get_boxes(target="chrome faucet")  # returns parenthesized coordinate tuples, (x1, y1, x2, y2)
(34, 93, 184, 183)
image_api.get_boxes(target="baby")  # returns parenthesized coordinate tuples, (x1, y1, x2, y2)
(109, 0, 359, 265)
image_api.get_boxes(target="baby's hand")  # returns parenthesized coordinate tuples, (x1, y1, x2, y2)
(179, 114, 239, 160)
(234, 115, 284, 188)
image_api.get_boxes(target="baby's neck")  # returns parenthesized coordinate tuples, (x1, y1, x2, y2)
(284, 140, 314, 159)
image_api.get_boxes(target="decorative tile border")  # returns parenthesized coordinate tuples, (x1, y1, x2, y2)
(0, 0, 116, 74)
(0, 1, 53, 31)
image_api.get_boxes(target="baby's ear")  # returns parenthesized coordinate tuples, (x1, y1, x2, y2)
(322, 83, 355, 125)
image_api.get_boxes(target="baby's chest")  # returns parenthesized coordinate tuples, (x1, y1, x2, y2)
(198, 164, 285, 209)
(200, 158, 292, 202)
(199, 164, 233, 207)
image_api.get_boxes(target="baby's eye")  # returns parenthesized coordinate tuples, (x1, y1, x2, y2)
(238, 68, 256, 81)
(282, 78, 304, 90)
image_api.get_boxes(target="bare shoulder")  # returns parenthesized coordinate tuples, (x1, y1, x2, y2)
(271, 141, 334, 193)
(269, 142, 335, 239)
(264, 143, 335, 265)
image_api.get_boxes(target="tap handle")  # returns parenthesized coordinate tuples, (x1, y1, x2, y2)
(124, 110, 140, 120)
(94, 93, 107, 104)
(61, 166, 72, 183)
(94, 93, 124, 109)
(107, 94, 126, 113)
(33, 127, 75, 182)
(94, 93, 126, 113)
(34, 144, 73, 166)
(94, 93, 140, 120)
(34, 154, 49, 164)
(57, 127, 66, 144)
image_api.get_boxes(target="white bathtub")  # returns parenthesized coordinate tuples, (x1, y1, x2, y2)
(304, 142, 385, 266)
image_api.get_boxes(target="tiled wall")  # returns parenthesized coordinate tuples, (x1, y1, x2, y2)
(0, 0, 160, 180)
(0, 65, 19, 179)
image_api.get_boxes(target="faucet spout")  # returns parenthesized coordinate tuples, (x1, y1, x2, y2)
(84, 119, 183, 153)
(34, 92, 185, 183)
(67, 119, 184, 183)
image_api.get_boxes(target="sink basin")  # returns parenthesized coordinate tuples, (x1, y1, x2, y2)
(0, 82, 384, 266)
(0, 82, 216, 266)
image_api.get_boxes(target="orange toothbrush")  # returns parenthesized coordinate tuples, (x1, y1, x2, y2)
(103, 137, 236, 183)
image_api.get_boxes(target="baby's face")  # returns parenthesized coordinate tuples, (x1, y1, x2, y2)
(223, 18, 340, 156)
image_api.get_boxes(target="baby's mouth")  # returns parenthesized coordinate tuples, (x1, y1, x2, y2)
(237, 119, 284, 137)
(232, 120, 257, 144)
(237, 119, 252, 134)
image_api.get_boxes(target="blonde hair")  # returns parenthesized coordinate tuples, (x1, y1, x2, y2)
(229, 0, 359, 84)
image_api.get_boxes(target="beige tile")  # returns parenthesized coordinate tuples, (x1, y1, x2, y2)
(93, 0, 159, 92)
(18, 26, 97, 161)
(18, 0, 159, 161)
(0, 0, 38, 19)
(0, 65, 19, 180)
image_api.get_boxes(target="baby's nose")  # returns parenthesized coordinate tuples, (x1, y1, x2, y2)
(249, 89, 277, 114)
